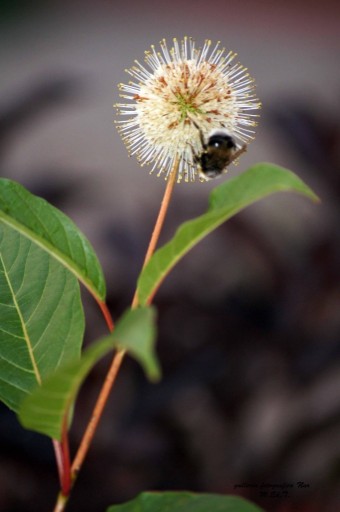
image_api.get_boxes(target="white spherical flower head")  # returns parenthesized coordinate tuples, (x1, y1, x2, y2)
(115, 37, 261, 183)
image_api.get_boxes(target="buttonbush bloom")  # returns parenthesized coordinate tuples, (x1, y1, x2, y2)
(115, 37, 260, 182)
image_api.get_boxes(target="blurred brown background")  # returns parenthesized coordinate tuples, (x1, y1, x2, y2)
(0, 1, 340, 511)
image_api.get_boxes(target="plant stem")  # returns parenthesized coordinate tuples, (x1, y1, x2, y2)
(53, 440, 65, 491)
(52, 412, 71, 496)
(97, 299, 115, 331)
(53, 160, 179, 512)
(72, 161, 178, 473)
(60, 416, 72, 495)
(71, 348, 125, 476)
(131, 162, 179, 307)
(53, 491, 68, 512)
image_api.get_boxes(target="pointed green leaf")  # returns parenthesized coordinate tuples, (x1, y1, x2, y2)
(19, 306, 158, 440)
(0, 178, 106, 301)
(106, 491, 264, 512)
(137, 163, 319, 305)
(0, 224, 84, 412)
(114, 306, 160, 382)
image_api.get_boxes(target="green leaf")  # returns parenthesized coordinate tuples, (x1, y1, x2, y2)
(0, 178, 106, 301)
(137, 163, 319, 305)
(19, 307, 159, 440)
(0, 224, 84, 412)
(106, 491, 264, 512)
(114, 306, 160, 382)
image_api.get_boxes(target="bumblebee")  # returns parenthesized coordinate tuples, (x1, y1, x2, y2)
(192, 123, 247, 180)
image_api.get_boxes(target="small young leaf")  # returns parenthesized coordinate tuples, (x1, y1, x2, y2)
(0, 225, 84, 413)
(19, 307, 158, 440)
(0, 178, 106, 301)
(114, 306, 160, 382)
(106, 491, 264, 512)
(137, 163, 319, 305)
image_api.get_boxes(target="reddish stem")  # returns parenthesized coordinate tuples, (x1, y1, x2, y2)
(71, 347, 126, 476)
(72, 161, 179, 476)
(53, 440, 64, 490)
(97, 299, 115, 332)
(131, 162, 179, 307)
(52, 419, 71, 497)
(60, 415, 72, 495)
(54, 161, 179, 512)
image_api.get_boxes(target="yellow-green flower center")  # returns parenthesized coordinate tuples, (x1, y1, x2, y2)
(174, 93, 205, 122)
